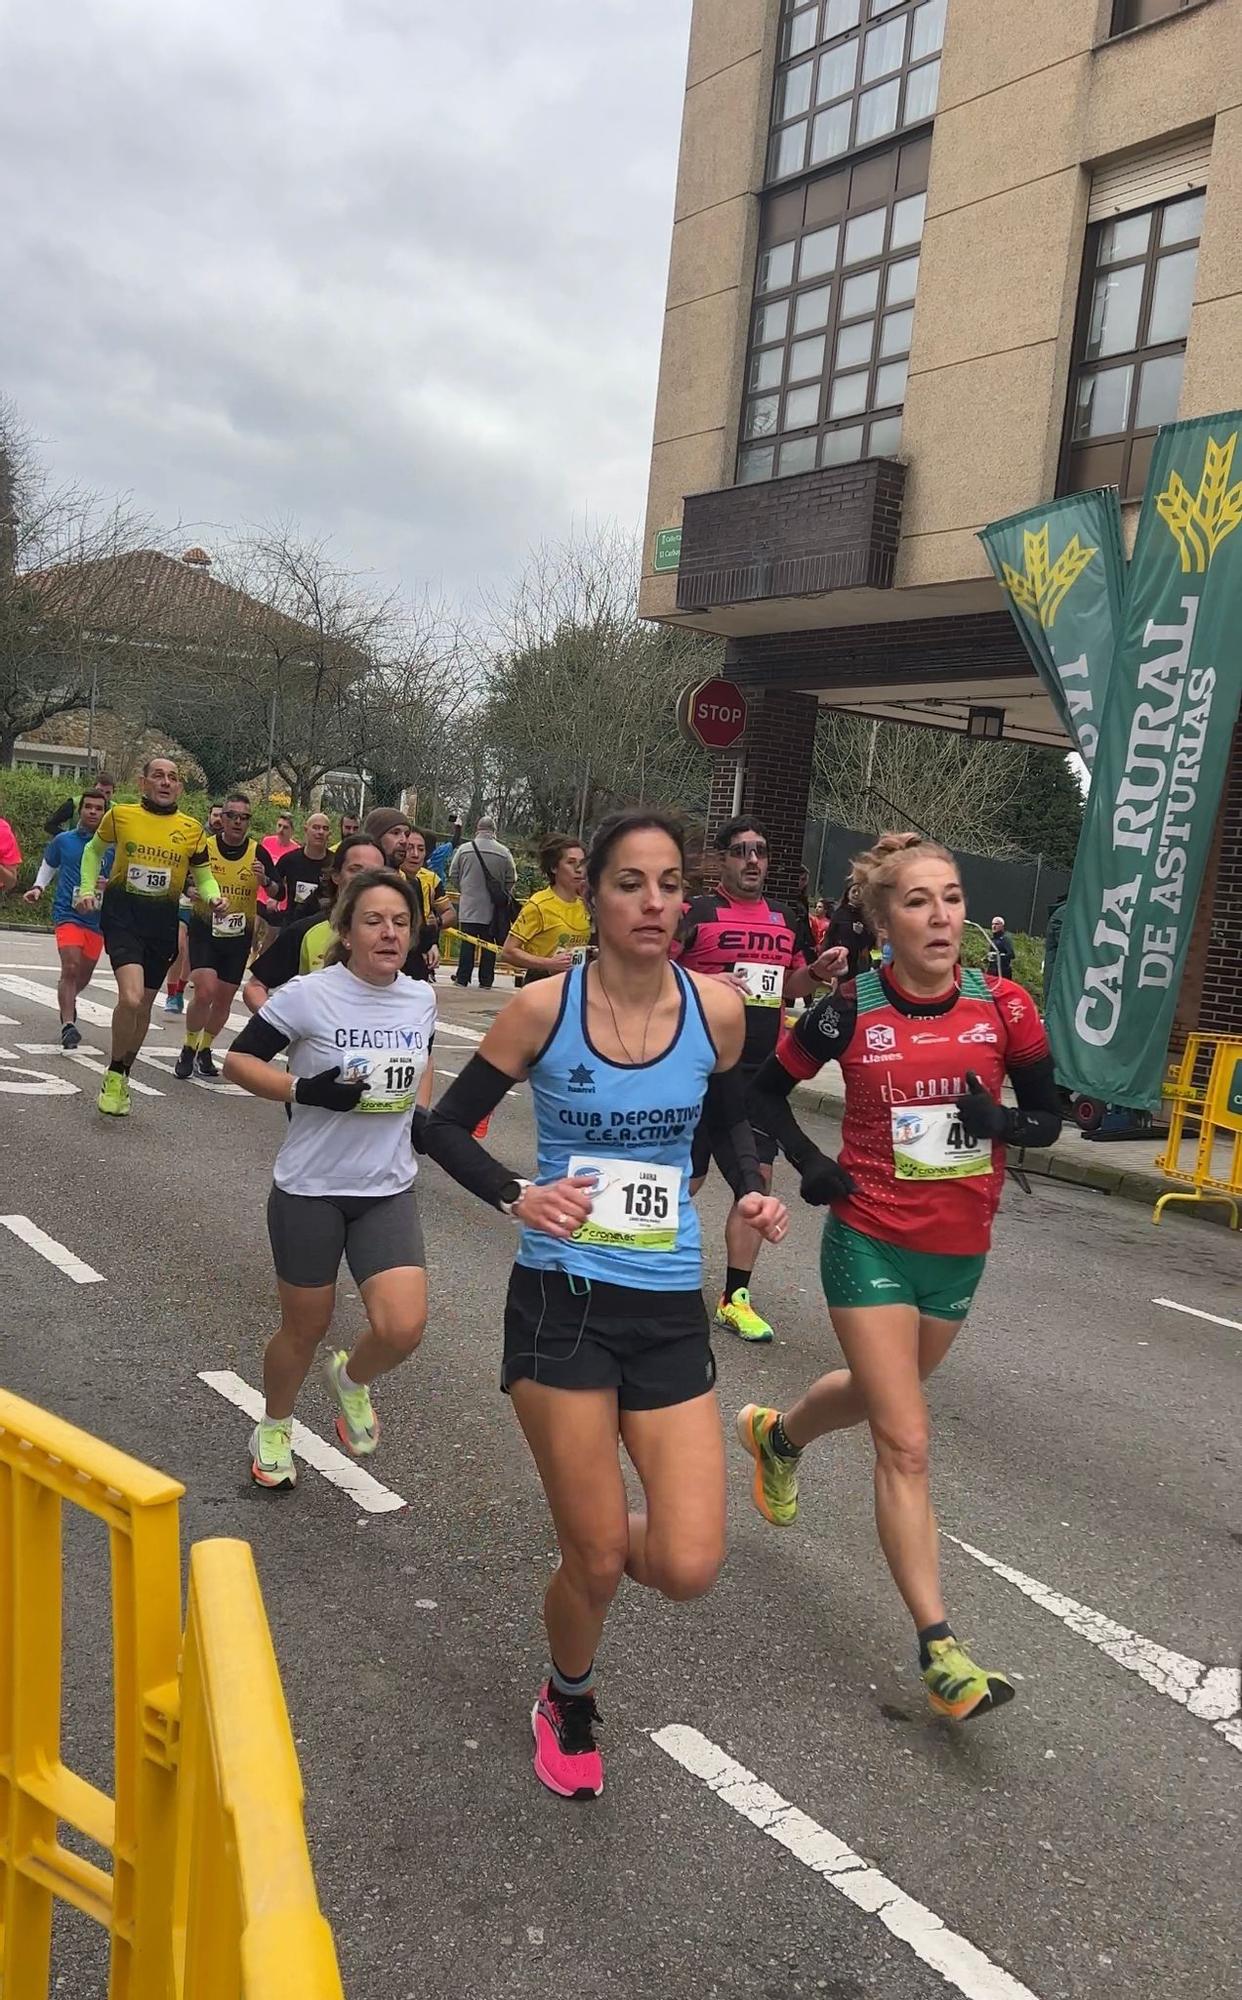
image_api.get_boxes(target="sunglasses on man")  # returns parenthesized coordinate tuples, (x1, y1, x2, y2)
(727, 841, 767, 859)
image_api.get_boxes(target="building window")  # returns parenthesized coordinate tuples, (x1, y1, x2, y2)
(1060, 189, 1203, 501)
(1110, 0, 1196, 35)
(738, 135, 928, 484)
(768, 0, 945, 185)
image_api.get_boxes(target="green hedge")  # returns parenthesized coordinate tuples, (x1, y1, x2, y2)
(960, 923, 1045, 1011)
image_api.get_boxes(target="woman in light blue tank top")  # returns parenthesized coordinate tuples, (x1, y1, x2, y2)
(424, 810, 789, 1801)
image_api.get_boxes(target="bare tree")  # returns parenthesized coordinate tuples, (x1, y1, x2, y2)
(0, 399, 156, 763)
(811, 709, 1036, 858)
(477, 525, 720, 835)
(129, 525, 401, 806)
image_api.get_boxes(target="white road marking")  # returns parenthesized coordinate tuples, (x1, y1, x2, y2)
(0, 972, 120, 1029)
(16, 1044, 163, 1095)
(0, 1012, 19, 1026)
(434, 1020, 485, 1044)
(653, 1726, 1040, 2000)
(0, 1214, 105, 1285)
(945, 1536, 1241, 1753)
(0, 1060, 78, 1095)
(197, 1370, 408, 1514)
(1152, 1296, 1242, 1334)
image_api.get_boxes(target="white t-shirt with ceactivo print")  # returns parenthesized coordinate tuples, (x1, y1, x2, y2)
(259, 962, 436, 1198)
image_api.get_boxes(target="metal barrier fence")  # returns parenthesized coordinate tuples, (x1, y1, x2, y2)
(0, 1388, 344, 1998)
(1154, 1034, 1242, 1228)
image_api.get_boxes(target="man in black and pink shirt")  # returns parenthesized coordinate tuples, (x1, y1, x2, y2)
(675, 815, 847, 1343)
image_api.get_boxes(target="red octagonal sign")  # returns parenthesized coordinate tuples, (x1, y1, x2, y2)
(680, 676, 748, 751)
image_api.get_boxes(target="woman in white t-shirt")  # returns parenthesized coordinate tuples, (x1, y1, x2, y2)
(224, 869, 437, 1488)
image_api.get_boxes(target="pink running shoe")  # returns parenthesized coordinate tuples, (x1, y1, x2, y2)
(531, 1681, 604, 1799)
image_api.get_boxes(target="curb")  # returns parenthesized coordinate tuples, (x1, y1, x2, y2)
(792, 1082, 1234, 1228)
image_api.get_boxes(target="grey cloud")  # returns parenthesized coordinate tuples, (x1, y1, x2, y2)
(2, 0, 693, 597)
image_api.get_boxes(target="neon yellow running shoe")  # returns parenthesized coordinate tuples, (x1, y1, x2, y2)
(922, 1637, 1015, 1723)
(325, 1350, 379, 1456)
(735, 1405, 799, 1525)
(715, 1288, 773, 1343)
(250, 1418, 296, 1489)
(97, 1069, 130, 1117)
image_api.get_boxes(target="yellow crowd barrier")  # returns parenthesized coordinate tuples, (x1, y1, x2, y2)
(1154, 1033, 1242, 1228)
(442, 924, 504, 956)
(0, 1389, 344, 1999)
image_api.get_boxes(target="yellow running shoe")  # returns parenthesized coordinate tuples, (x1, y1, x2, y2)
(735, 1404, 799, 1525)
(922, 1637, 1015, 1722)
(97, 1069, 130, 1117)
(715, 1288, 773, 1343)
(325, 1349, 379, 1456)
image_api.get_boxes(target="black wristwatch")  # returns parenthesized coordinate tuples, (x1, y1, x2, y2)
(498, 1178, 531, 1218)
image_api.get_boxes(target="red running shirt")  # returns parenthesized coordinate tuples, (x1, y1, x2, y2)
(674, 890, 811, 1068)
(777, 966, 1049, 1255)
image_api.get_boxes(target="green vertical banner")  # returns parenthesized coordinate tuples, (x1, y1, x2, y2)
(979, 488, 1126, 770)
(1045, 413, 1242, 1108)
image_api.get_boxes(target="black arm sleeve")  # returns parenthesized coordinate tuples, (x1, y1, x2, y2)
(704, 1066, 765, 1199)
(228, 1016, 291, 1061)
(747, 1056, 821, 1173)
(249, 921, 303, 992)
(1004, 1053, 1062, 1151)
(43, 796, 74, 836)
(422, 1055, 527, 1208)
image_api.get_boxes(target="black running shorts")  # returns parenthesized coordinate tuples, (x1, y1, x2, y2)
(186, 915, 252, 988)
(502, 1264, 715, 1410)
(101, 888, 180, 990)
(266, 1184, 426, 1288)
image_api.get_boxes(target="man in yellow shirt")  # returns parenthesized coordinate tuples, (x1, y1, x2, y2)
(75, 755, 222, 1116)
(174, 792, 267, 1080)
(500, 835, 590, 982)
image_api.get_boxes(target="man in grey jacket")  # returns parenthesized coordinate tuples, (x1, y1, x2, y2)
(448, 817, 516, 989)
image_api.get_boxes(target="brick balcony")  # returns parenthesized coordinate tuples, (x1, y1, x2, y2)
(675, 458, 905, 615)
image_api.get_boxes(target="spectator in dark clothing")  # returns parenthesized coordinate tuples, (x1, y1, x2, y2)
(826, 882, 877, 979)
(1043, 895, 1067, 1004)
(44, 773, 115, 835)
(987, 915, 1016, 981)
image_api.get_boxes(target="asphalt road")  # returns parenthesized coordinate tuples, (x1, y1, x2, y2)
(1, 935, 1239, 2000)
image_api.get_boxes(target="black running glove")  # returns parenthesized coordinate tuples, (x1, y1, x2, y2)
(294, 1065, 369, 1112)
(799, 1148, 856, 1206)
(954, 1070, 1008, 1142)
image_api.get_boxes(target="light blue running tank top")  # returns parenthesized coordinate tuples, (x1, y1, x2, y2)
(518, 963, 718, 1292)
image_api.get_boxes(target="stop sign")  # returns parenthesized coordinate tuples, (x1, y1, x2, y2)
(680, 676, 748, 751)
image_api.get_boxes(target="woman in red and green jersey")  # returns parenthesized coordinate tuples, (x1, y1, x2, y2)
(740, 831, 1062, 1723)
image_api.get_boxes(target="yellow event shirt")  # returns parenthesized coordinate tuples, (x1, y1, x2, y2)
(509, 888, 591, 960)
(298, 920, 333, 974)
(94, 802, 207, 903)
(191, 834, 261, 935)
(405, 866, 443, 927)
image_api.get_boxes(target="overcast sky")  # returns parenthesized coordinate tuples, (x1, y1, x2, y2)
(2, 0, 693, 601)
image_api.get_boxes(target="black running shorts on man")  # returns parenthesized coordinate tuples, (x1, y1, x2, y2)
(186, 915, 250, 988)
(101, 886, 181, 989)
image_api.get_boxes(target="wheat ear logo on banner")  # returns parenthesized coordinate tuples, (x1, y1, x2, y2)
(999, 523, 1096, 630)
(1155, 430, 1242, 572)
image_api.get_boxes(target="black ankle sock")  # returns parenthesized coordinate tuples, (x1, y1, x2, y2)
(918, 1619, 954, 1670)
(550, 1658, 594, 1700)
(724, 1266, 751, 1301)
(108, 1059, 126, 1076)
(769, 1416, 801, 1460)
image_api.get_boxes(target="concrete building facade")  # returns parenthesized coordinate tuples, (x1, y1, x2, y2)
(640, 0, 1242, 1037)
